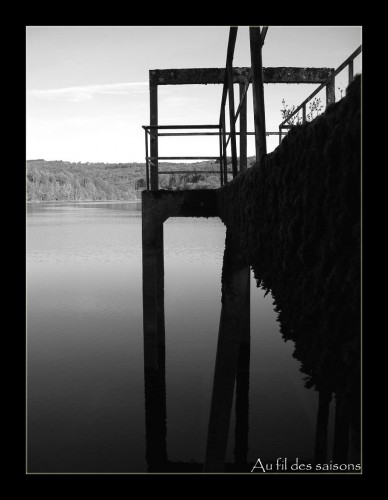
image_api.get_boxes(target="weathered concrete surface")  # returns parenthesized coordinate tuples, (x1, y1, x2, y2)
(217, 75, 361, 399)
(142, 189, 218, 226)
(150, 67, 334, 86)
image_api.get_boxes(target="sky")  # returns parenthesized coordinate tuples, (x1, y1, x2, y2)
(26, 26, 362, 163)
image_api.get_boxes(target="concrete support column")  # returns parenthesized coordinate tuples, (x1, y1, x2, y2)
(142, 194, 165, 370)
(150, 79, 158, 190)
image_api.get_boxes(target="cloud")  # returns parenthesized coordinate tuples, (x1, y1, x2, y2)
(161, 95, 200, 107)
(28, 81, 149, 102)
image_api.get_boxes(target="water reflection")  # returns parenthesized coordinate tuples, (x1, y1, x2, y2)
(142, 223, 360, 473)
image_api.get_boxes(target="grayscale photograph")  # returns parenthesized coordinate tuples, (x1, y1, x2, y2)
(26, 25, 362, 474)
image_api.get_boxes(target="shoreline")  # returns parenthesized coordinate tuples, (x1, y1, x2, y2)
(27, 199, 142, 204)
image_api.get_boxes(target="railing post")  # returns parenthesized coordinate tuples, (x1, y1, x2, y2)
(302, 104, 306, 124)
(221, 107, 228, 184)
(278, 126, 282, 145)
(239, 82, 247, 172)
(249, 27, 267, 162)
(226, 62, 238, 178)
(150, 78, 158, 190)
(348, 60, 354, 83)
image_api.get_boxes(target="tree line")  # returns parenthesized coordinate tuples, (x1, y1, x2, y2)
(26, 159, 254, 202)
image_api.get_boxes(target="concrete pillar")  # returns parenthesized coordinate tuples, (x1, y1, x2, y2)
(142, 194, 165, 370)
(204, 231, 250, 472)
(150, 79, 158, 190)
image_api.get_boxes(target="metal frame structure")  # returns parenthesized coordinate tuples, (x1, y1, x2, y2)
(278, 45, 362, 143)
(143, 27, 337, 190)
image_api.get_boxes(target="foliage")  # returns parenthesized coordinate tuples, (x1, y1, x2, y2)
(280, 97, 324, 126)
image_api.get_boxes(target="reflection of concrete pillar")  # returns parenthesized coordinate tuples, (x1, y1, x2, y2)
(144, 365, 167, 471)
(204, 231, 250, 472)
(142, 192, 167, 471)
(234, 268, 250, 467)
(333, 391, 350, 463)
(314, 390, 332, 464)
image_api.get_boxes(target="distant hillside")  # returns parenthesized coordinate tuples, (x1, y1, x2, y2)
(26, 159, 255, 202)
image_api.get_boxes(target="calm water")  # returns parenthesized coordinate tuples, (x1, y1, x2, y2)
(27, 202, 328, 473)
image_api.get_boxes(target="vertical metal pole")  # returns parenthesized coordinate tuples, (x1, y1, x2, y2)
(150, 78, 158, 190)
(326, 72, 335, 107)
(348, 60, 354, 83)
(219, 124, 223, 187)
(279, 126, 282, 145)
(145, 129, 150, 191)
(249, 27, 267, 162)
(239, 82, 247, 172)
(226, 62, 238, 178)
(221, 108, 228, 184)
(302, 104, 306, 124)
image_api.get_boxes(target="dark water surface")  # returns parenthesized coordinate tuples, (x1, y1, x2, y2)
(27, 202, 328, 473)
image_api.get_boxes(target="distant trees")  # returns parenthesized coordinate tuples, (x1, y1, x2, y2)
(26, 159, 247, 202)
(26, 160, 139, 202)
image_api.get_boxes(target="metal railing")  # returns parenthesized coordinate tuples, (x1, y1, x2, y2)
(142, 124, 230, 190)
(143, 123, 285, 190)
(278, 45, 362, 144)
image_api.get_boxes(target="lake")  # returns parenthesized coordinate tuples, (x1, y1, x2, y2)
(26, 201, 330, 473)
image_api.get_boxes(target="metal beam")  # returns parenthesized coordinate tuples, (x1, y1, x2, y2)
(149, 67, 335, 86)
(227, 62, 238, 178)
